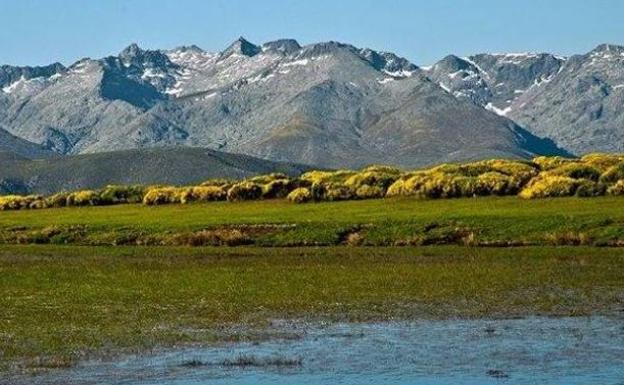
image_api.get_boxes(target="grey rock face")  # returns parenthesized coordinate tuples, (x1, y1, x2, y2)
(262, 39, 301, 55)
(426, 44, 624, 155)
(1, 37, 567, 169)
(0, 126, 56, 159)
(426, 53, 565, 116)
(508, 44, 624, 154)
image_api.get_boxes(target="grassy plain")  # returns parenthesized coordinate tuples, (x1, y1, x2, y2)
(2, 196, 624, 371)
(1, 245, 623, 371)
(2, 196, 624, 246)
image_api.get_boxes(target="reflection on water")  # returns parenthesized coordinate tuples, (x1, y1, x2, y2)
(9, 317, 624, 385)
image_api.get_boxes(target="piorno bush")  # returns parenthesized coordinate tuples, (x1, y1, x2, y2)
(300, 170, 356, 185)
(355, 185, 385, 199)
(180, 186, 227, 204)
(287, 187, 312, 203)
(532, 156, 577, 171)
(546, 163, 601, 181)
(0, 195, 43, 210)
(475, 172, 515, 195)
(580, 153, 624, 172)
(142, 187, 184, 205)
(519, 176, 582, 199)
(262, 179, 297, 199)
(66, 190, 100, 206)
(575, 180, 606, 197)
(393, 173, 463, 199)
(324, 184, 356, 201)
(99, 185, 145, 205)
(226, 182, 263, 202)
(599, 163, 624, 184)
(607, 180, 624, 196)
(344, 170, 400, 190)
(200, 178, 232, 187)
(248, 173, 289, 185)
(44, 192, 70, 208)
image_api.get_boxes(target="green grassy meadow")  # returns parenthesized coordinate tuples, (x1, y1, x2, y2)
(1, 245, 623, 371)
(2, 196, 624, 246)
(2, 196, 624, 371)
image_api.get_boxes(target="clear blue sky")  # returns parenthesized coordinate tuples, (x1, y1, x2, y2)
(1, 0, 623, 67)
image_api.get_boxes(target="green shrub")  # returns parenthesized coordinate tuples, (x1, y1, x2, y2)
(287, 187, 312, 203)
(344, 170, 399, 190)
(142, 187, 184, 205)
(66, 190, 100, 206)
(428, 163, 461, 175)
(248, 173, 289, 185)
(180, 186, 227, 203)
(227, 182, 263, 202)
(575, 180, 606, 197)
(28, 199, 47, 209)
(581, 153, 624, 172)
(475, 172, 514, 195)
(355, 185, 385, 199)
(519, 176, 580, 199)
(532, 156, 576, 171)
(300, 170, 356, 185)
(44, 192, 70, 208)
(99, 185, 145, 204)
(385, 173, 420, 197)
(200, 178, 232, 187)
(483, 159, 539, 185)
(607, 180, 624, 196)
(546, 163, 601, 181)
(0, 195, 43, 210)
(385, 179, 406, 197)
(324, 184, 356, 201)
(262, 179, 297, 199)
(599, 162, 624, 184)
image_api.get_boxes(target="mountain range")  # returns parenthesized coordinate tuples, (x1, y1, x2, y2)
(1, 38, 623, 193)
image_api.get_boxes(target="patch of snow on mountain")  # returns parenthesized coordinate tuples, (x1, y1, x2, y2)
(491, 52, 539, 64)
(281, 59, 309, 67)
(485, 102, 512, 116)
(2, 75, 55, 96)
(462, 57, 489, 79)
(141, 68, 167, 80)
(383, 69, 415, 78)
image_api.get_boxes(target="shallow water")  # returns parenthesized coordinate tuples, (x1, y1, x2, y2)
(9, 317, 624, 385)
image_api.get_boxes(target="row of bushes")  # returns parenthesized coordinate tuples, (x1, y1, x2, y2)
(3, 154, 624, 210)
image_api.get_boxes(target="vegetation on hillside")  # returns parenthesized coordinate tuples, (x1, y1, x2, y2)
(3, 154, 624, 211)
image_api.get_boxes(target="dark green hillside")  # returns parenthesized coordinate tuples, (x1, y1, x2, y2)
(0, 147, 312, 195)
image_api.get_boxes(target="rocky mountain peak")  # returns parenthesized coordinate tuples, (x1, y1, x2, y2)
(432, 55, 474, 72)
(261, 39, 301, 55)
(359, 48, 419, 75)
(591, 43, 624, 54)
(221, 37, 261, 58)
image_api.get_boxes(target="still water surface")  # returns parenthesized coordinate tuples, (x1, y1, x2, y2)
(10, 317, 624, 385)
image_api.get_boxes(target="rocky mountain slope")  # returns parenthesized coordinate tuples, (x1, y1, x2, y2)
(508, 44, 624, 154)
(0, 38, 565, 169)
(426, 44, 624, 154)
(425, 53, 565, 116)
(0, 126, 56, 159)
(0, 147, 311, 195)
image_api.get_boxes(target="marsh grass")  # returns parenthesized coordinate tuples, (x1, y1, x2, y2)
(220, 354, 303, 367)
(0, 245, 623, 372)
